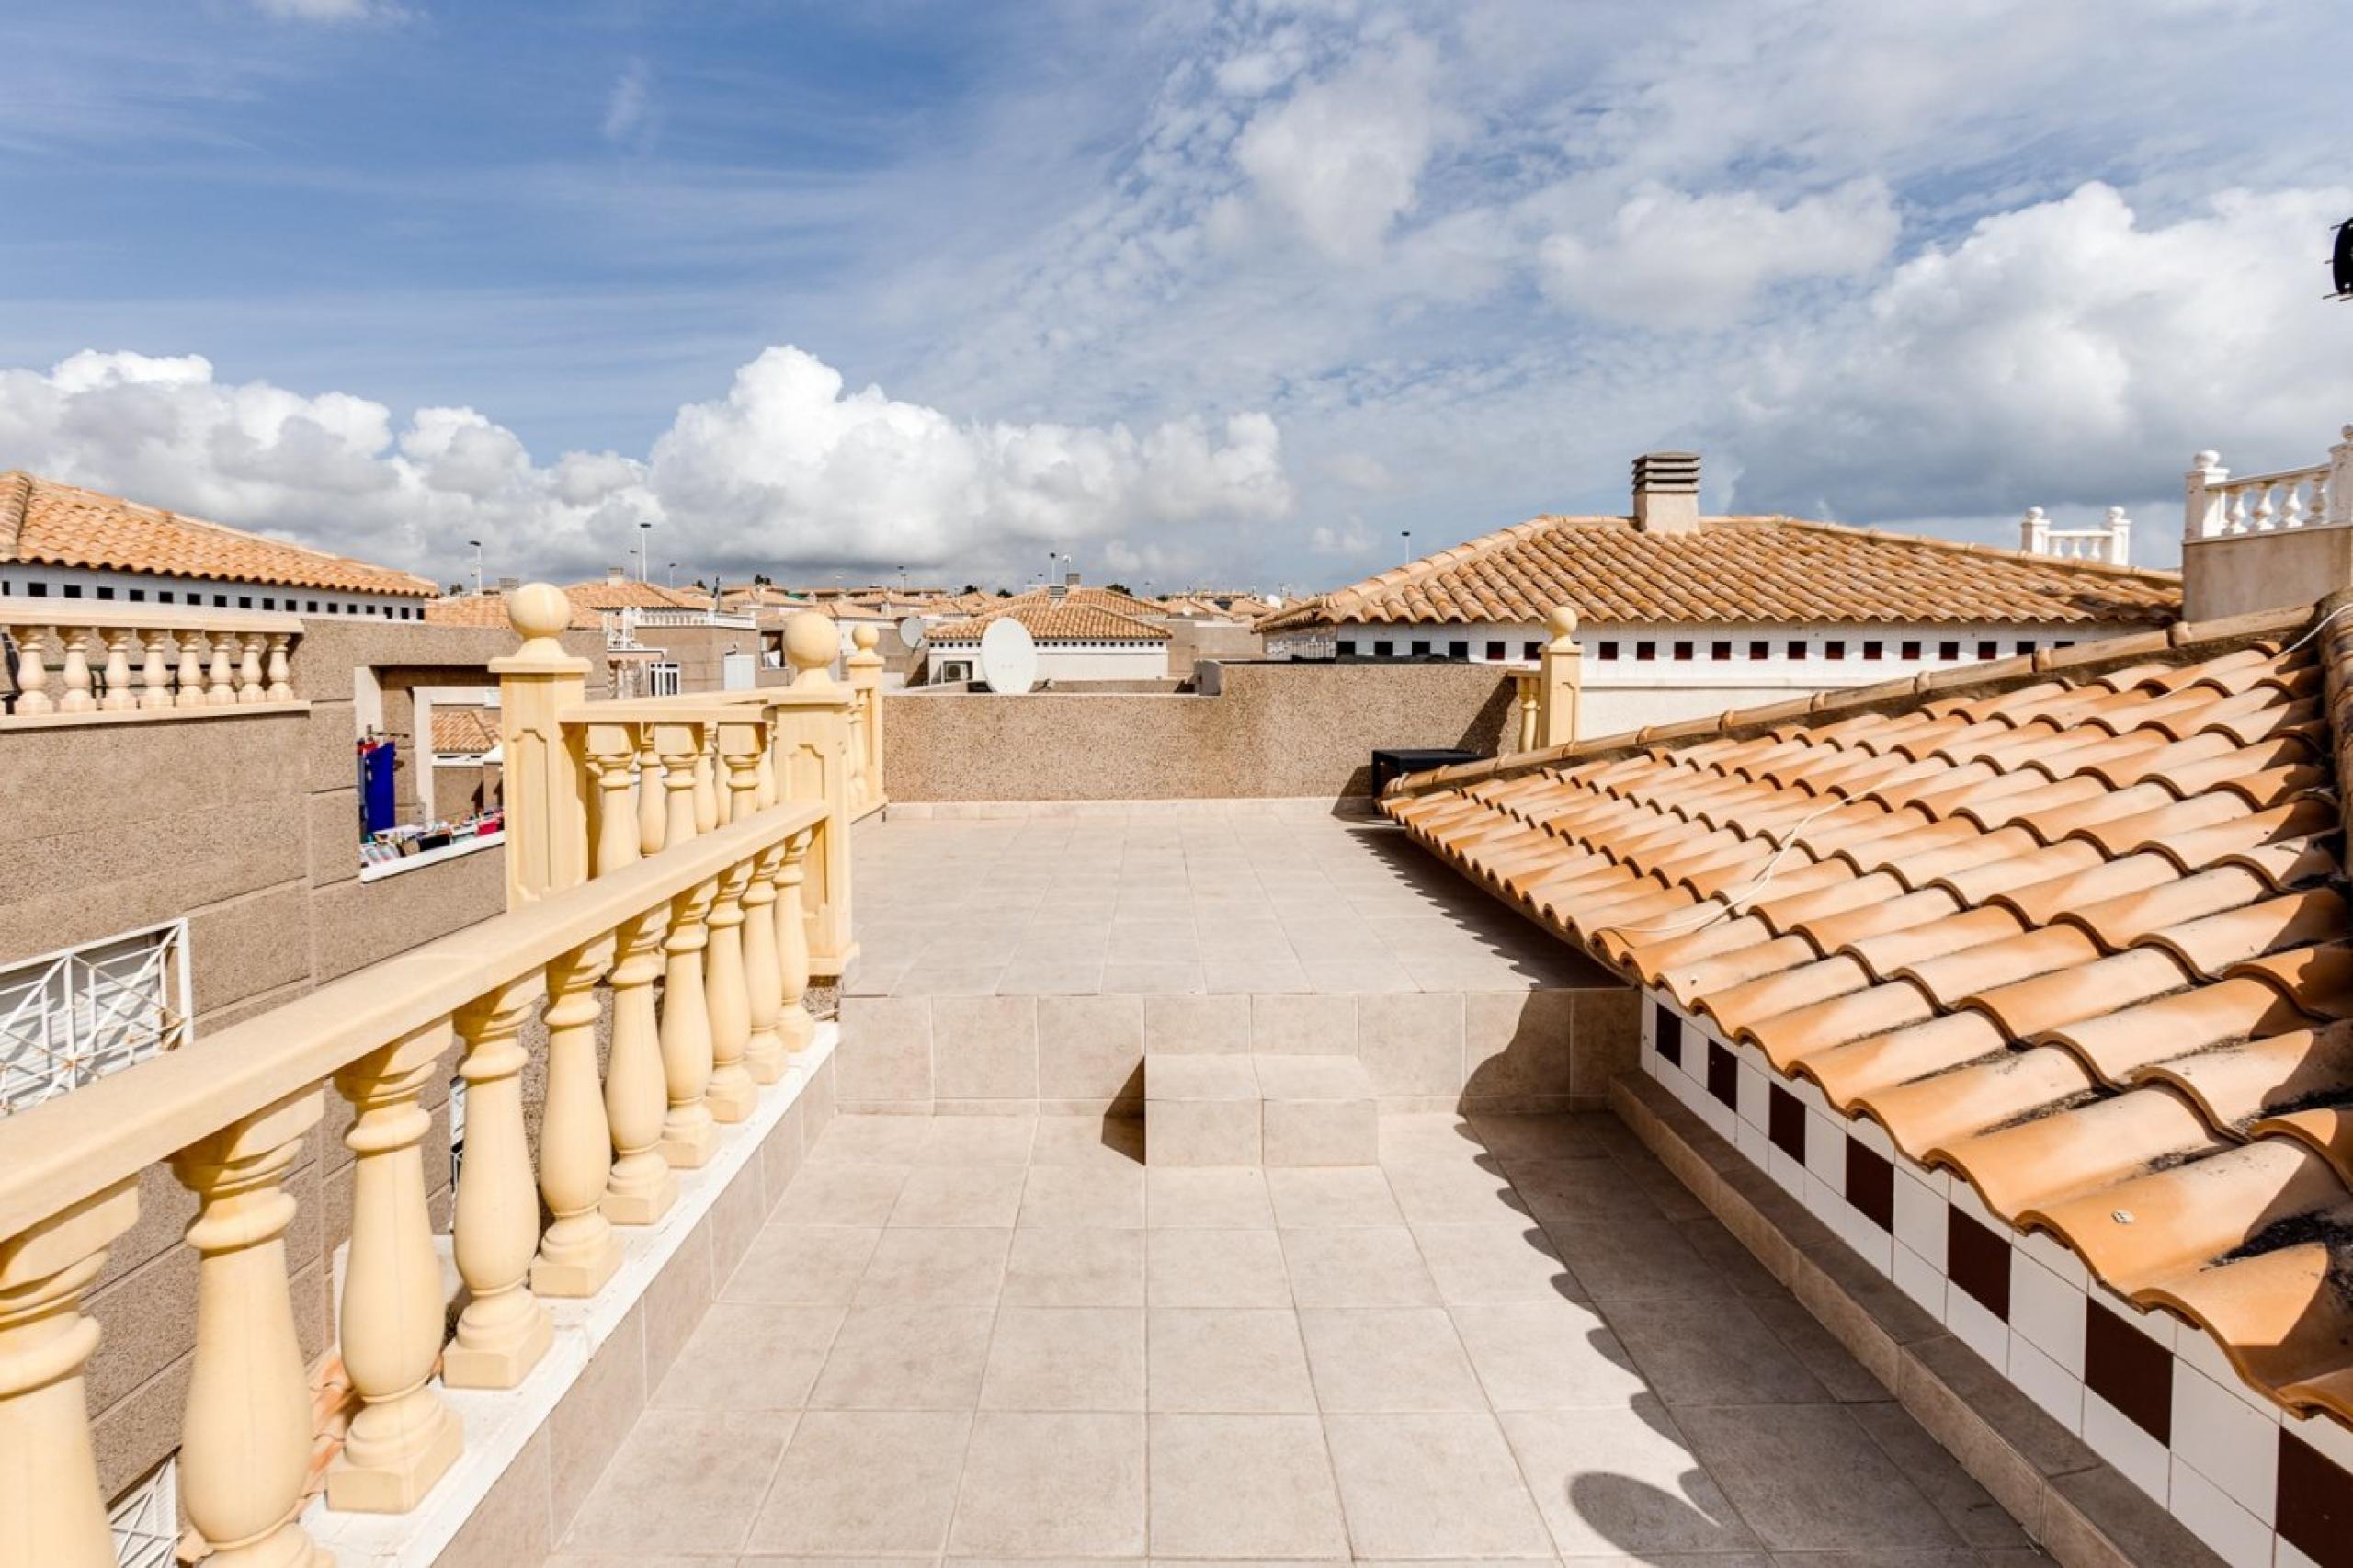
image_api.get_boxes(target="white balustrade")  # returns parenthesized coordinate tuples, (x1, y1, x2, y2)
(3, 607, 303, 723)
(2187, 428, 2353, 540)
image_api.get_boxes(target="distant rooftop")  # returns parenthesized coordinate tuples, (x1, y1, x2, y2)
(928, 584, 1170, 644)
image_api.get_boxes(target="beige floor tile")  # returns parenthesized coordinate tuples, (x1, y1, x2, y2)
(950, 1412, 1149, 1557)
(1607, 1295, 1830, 1407)
(1544, 1214, 1736, 1302)
(774, 1164, 913, 1226)
(1506, 1155, 1666, 1222)
(1145, 1166, 1274, 1228)
(1321, 1411, 1552, 1558)
(1147, 1414, 1349, 1559)
(811, 1116, 931, 1165)
(1450, 1300, 1649, 1409)
(854, 1226, 1014, 1306)
(747, 1410, 972, 1555)
(1032, 1114, 1148, 1167)
(1376, 1112, 1488, 1165)
(1264, 1166, 1404, 1227)
(1411, 1221, 1584, 1305)
(1004, 1226, 1147, 1307)
(1298, 1306, 1484, 1412)
(981, 1307, 1147, 1411)
(1498, 1401, 1760, 1557)
(561, 1408, 793, 1557)
(1845, 1398, 2036, 1550)
(1022, 1163, 1147, 1227)
(915, 1114, 1040, 1166)
(724, 1225, 883, 1305)
(1278, 1227, 1438, 1308)
(651, 1302, 844, 1410)
(1146, 1308, 1316, 1413)
(1146, 1227, 1291, 1308)
(890, 1165, 1029, 1228)
(1674, 1403, 1962, 1551)
(808, 1304, 997, 1409)
(1381, 1153, 1527, 1225)
(1472, 1112, 1640, 1162)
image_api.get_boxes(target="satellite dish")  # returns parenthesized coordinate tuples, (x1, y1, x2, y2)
(2334, 217, 2353, 299)
(978, 618, 1038, 695)
(896, 615, 926, 648)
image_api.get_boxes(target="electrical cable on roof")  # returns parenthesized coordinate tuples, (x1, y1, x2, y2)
(1600, 796, 1850, 939)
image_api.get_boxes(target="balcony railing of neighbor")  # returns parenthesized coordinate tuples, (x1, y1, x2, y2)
(2018, 505, 2132, 565)
(2187, 426, 2353, 538)
(0, 604, 304, 726)
(0, 586, 870, 1567)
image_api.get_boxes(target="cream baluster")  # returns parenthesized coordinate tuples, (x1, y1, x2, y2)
(692, 723, 720, 834)
(175, 631, 207, 710)
(2251, 483, 2276, 533)
(443, 977, 552, 1387)
(265, 632, 293, 702)
(703, 853, 755, 1121)
(777, 825, 817, 1061)
(636, 725, 666, 857)
(742, 840, 789, 1086)
(236, 632, 267, 703)
(658, 877, 721, 1166)
(206, 631, 238, 706)
(171, 1091, 335, 1563)
(604, 908, 678, 1221)
(328, 1024, 462, 1512)
(56, 628, 95, 713)
(97, 628, 136, 711)
(137, 627, 173, 710)
(533, 937, 622, 1294)
(13, 625, 53, 715)
(658, 722, 700, 850)
(0, 1180, 140, 1568)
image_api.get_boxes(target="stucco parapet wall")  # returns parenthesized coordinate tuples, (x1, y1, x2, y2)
(883, 659, 1516, 801)
(290, 617, 608, 701)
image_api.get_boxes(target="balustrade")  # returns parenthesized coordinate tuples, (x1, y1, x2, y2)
(0, 582, 846, 1563)
(2, 606, 303, 723)
(2187, 430, 2353, 540)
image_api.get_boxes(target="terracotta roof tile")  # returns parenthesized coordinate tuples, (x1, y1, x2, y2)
(929, 587, 1170, 644)
(1261, 514, 2180, 633)
(1383, 596, 2353, 1431)
(422, 590, 597, 631)
(429, 707, 499, 754)
(0, 470, 437, 597)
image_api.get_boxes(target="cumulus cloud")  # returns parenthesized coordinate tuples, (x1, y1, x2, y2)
(1308, 519, 1375, 555)
(0, 347, 1293, 584)
(1540, 180, 1901, 328)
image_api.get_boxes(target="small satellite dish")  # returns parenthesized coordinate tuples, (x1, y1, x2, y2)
(978, 618, 1038, 695)
(2333, 218, 2353, 300)
(896, 615, 926, 649)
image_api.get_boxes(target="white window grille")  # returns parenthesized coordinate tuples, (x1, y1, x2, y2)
(0, 921, 191, 1117)
(648, 661, 682, 698)
(110, 1454, 178, 1568)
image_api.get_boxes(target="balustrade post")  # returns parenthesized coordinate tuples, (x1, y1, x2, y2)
(848, 622, 885, 811)
(172, 1090, 334, 1563)
(2331, 425, 2353, 528)
(693, 726, 721, 834)
(0, 1180, 140, 1568)
(742, 839, 790, 1085)
(635, 726, 666, 857)
(444, 977, 552, 1387)
(2104, 506, 2132, 567)
(97, 628, 136, 711)
(534, 937, 622, 1295)
(703, 855, 756, 1122)
(328, 1024, 463, 1513)
(495, 585, 592, 910)
(57, 628, 94, 713)
(657, 722, 701, 851)
(174, 631, 206, 710)
(237, 633, 267, 703)
(603, 906, 678, 1221)
(2186, 450, 2229, 538)
(773, 612, 858, 976)
(137, 628, 172, 710)
(778, 825, 817, 1060)
(13, 626, 53, 715)
(265, 633, 294, 703)
(659, 878, 722, 1166)
(2018, 506, 2049, 555)
(205, 631, 238, 706)
(587, 722, 639, 879)
(1537, 604, 1582, 750)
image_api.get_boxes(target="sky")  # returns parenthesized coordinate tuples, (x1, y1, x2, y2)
(4, 0, 2351, 597)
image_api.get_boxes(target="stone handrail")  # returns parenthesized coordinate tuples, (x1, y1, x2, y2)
(0, 585, 848, 1567)
(0, 602, 303, 724)
(2187, 429, 2353, 540)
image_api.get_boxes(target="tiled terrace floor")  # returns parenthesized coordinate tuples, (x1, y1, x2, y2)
(551, 1110, 2030, 1565)
(850, 815, 1608, 998)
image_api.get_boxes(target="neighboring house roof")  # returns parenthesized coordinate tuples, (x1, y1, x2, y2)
(1383, 599, 2353, 1428)
(563, 578, 713, 611)
(1258, 516, 2182, 633)
(430, 708, 500, 755)
(929, 587, 1172, 644)
(422, 590, 597, 631)
(0, 470, 438, 598)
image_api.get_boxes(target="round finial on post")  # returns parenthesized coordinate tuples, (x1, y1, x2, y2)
(1543, 604, 1579, 646)
(506, 584, 574, 662)
(2194, 449, 2221, 470)
(784, 611, 839, 687)
(852, 623, 879, 652)
(2024, 506, 2046, 523)
(2107, 506, 2127, 523)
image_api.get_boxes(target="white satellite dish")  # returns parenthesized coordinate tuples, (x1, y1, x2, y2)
(978, 618, 1039, 695)
(896, 615, 926, 648)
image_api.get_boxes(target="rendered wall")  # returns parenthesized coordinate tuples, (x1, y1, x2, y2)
(884, 661, 1516, 801)
(2183, 528, 2353, 622)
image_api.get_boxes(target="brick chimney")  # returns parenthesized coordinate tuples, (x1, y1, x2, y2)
(1631, 451, 1701, 534)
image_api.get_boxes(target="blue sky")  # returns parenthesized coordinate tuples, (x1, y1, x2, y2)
(5, 0, 2351, 593)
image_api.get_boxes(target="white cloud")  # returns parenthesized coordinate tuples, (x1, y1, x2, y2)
(1539, 180, 1900, 328)
(1225, 35, 1448, 263)
(0, 346, 1292, 584)
(603, 61, 657, 150)
(1308, 519, 1374, 554)
(249, 0, 404, 22)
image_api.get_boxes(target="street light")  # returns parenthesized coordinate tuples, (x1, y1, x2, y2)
(638, 521, 654, 582)
(667, 561, 677, 590)
(468, 539, 483, 597)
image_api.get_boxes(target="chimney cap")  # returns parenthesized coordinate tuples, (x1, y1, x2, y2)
(1631, 450, 1702, 533)
(606, 565, 626, 585)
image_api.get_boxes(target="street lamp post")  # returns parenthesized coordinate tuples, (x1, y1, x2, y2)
(469, 539, 483, 597)
(638, 521, 654, 582)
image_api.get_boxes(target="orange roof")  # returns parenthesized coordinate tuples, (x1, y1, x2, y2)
(0, 471, 438, 598)
(422, 590, 597, 631)
(562, 578, 714, 611)
(1258, 515, 2180, 633)
(929, 587, 1170, 644)
(429, 707, 499, 754)
(1386, 599, 2353, 1428)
